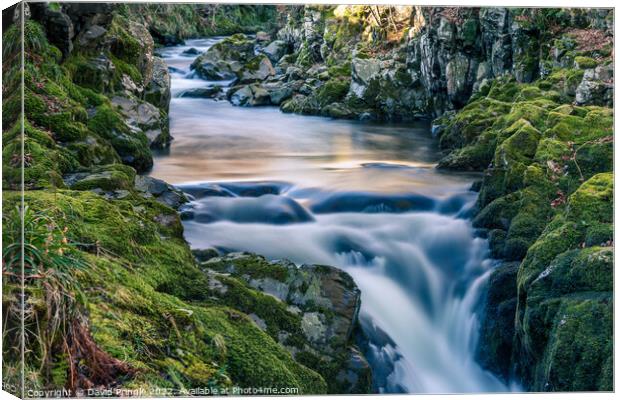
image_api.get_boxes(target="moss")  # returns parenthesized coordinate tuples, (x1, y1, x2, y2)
(87, 104, 153, 172)
(69, 164, 136, 191)
(512, 173, 613, 390)
(2, 120, 80, 189)
(4, 190, 328, 394)
(573, 56, 597, 69)
(316, 78, 350, 106)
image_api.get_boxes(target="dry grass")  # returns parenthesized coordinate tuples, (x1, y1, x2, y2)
(566, 28, 612, 52)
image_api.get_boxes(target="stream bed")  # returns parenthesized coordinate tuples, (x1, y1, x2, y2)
(151, 38, 511, 394)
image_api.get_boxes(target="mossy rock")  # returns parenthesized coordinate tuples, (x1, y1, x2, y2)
(87, 104, 153, 172)
(4, 190, 328, 394)
(67, 164, 136, 191)
(573, 56, 598, 70)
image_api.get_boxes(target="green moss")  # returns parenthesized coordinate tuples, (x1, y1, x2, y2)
(573, 56, 598, 69)
(87, 105, 153, 172)
(69, 164, 136, 191)
(3, 191, 328, 394)
(316, 78, 350, 106)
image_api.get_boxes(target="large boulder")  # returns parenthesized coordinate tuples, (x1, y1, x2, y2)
(350, 57, 381, 97)
(260, 40, 289, 64)
(200, 253, 371, 393)
(236, 55, 276, 83)
(190, 34, 255, 80)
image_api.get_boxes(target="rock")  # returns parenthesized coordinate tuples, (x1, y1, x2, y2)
(178, 86, 222, 99)
(301, 312, 327, 342)
(236, 55, 276, 83)
(335, 347, 372, 394)
(249, 313, 268, 331)
(323, 102, 354, 119)
(255, 31, 271, 42)
(190, 34, 255, 80)
(111, 95, 170, 148)
(114, 20, 154, 85)
(181, 47, 201, 56)
(476, 262, 519, 381)
(71, 55, 116, 92)
(263, 82, 294, 105)
(261, 40, 288, 63)
(575, 65, 613, 106)
(64, 164, 136, 192)
(201, 252, 370, 392)
(351, 57, 381, 88)
(77, 24, 107, 48)
(192, 248, 220, 262)
(445, 53, 473, 107)
(229, 84, 271, 107)
(229, 85, 253, 106)
(30, 4, 74, 58)
(134, 175, 186, 209)
(145, 57, 171, 111)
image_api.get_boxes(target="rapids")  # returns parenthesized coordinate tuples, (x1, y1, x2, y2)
(151, 38, 512, 393)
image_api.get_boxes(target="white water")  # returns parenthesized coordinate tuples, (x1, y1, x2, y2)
(152, 39, 511, 393)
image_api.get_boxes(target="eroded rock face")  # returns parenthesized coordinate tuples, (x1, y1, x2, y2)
(145, 57, 171, 111)
(199, 252, 371, 393)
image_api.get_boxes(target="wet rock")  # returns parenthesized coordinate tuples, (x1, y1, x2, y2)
(229, 84, 271, 107)
(336, 347, 372, 394)
(178, 86, 223, 99)
(477, 261, 519, 381)
(181, 47, 201, 56)
(134, 175, 187, 209)
(190, 195, 313, 224)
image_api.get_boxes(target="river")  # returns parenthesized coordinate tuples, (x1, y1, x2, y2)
(151, 38, 510, 394)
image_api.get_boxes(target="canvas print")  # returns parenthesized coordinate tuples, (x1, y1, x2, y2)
(1, 2, 614, 397)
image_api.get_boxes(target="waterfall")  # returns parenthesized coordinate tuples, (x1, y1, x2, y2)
(152, 38, 512, 394)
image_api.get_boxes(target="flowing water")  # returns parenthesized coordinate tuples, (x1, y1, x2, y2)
(152, 38, 511, 393)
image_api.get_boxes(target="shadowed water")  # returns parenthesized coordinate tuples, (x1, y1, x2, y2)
(152, 39, 512, 394)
